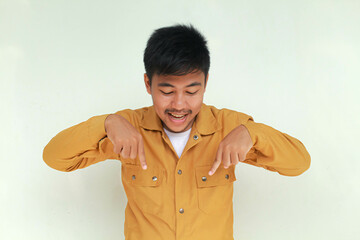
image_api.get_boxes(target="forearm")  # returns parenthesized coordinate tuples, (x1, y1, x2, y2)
(42, 114, 119, 172)
(242, 119, 311, 176)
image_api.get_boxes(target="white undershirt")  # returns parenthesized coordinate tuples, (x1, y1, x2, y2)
(163, 128, 192, 158)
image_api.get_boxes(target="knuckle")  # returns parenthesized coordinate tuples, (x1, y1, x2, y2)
(136, 133, 143, 140)
(115, 138, 123, 145)
(223, 145, 231, 151)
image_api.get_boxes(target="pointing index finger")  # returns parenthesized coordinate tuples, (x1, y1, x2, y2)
(138, 137, 147, 170)
(209, 146, 222, 176)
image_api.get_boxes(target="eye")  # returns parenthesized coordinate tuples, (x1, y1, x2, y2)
(186, 90, 199, 95)
(160, 90, 173, 95)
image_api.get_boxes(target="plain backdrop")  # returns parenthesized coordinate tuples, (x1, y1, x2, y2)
(1, 0, 359, 239)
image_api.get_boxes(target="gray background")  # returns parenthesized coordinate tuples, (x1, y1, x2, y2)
(1, 0, 359, 239)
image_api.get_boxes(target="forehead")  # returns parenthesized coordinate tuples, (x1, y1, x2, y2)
(154, 71, 205, 86)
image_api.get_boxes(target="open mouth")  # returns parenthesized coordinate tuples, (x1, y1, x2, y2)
(168, 113, 187, 119)
(168, 113, 188, 123)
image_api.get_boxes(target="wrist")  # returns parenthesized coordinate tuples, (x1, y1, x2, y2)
(104, 114, 116, 133)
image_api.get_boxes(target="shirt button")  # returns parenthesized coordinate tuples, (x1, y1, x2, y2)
(202, 176, 207, 181)
(132, 175, 136, 180)
(225, 174, 229, 179)
(193, 135, 199, 140)
(179, 208, 184, 214)
(152, 176, 158, 181)
(178, 169, 182, 175)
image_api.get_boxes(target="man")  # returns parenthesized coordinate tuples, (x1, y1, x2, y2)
(43, 24, 311, 240)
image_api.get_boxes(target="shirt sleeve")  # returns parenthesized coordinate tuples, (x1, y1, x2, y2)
(240, 115, 311, 176)
(42, 114, 120, 172)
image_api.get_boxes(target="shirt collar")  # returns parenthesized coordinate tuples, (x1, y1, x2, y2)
(139, 103, 222, 135)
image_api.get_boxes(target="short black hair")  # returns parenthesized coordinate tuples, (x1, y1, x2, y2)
(143, 24, 210, 85)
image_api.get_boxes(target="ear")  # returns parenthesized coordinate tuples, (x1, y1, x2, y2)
(144, 73, 151, 94)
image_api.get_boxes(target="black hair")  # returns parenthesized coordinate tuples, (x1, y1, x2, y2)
(143, 23, 210, 85)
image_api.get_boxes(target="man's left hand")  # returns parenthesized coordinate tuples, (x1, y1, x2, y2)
(209, 125, 253, 176)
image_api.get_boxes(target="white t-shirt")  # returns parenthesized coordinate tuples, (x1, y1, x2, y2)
(163, 128, 192, 158)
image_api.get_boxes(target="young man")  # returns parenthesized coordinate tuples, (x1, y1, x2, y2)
(43, 24, 311, 240)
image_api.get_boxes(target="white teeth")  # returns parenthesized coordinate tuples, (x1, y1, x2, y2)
(170, 113, 186, 118)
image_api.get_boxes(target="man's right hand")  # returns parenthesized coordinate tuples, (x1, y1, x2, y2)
(104, 114, 147, 169)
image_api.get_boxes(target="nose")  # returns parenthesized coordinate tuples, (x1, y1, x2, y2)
(172, 92, 185, 110)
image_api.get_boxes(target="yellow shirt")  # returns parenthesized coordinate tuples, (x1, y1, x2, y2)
(43, 104, 311, 240)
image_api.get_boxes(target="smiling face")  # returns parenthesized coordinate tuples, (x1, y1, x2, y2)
(144, 70, 208, 133)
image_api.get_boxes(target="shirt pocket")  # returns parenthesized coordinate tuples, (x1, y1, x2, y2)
(195, 165, 236, 215)
(121, 164, 166, 215)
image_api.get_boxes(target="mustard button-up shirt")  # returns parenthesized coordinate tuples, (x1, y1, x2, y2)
(43, 104, 311, 240)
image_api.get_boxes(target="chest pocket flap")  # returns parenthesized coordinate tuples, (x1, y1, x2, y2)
(122, 164, 165, 187)
(195, 165, 236, 188)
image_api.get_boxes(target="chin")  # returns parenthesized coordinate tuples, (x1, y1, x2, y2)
(167, 126, 187, 133)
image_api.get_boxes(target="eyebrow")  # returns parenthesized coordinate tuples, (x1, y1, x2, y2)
(158, 82, 202, 87)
